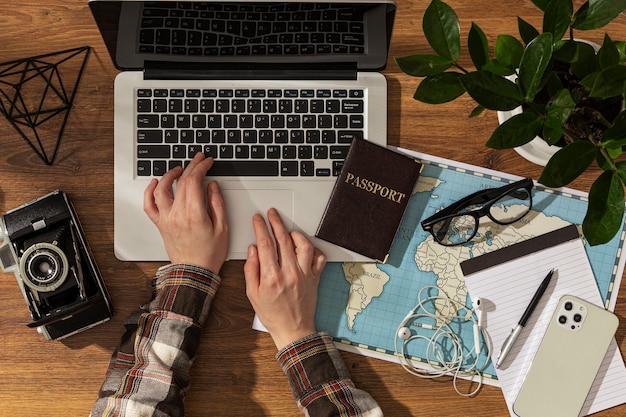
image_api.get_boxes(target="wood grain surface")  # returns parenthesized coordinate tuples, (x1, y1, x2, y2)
(0, 1, 625, 415)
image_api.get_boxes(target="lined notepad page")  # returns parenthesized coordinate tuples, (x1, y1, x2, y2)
(463, 236, 626, 417)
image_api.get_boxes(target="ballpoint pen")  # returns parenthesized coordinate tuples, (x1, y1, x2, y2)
(495, 269, 555, 369)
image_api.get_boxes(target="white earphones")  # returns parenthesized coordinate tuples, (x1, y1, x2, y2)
(394, 287, 491, 397)
(472, 298, 484, 355)
(397, 326, 411, 340)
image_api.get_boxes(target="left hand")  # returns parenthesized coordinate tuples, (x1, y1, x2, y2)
(143, 153, 229, 273)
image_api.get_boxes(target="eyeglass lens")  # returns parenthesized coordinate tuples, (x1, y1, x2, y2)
(431, 186, 532, 246)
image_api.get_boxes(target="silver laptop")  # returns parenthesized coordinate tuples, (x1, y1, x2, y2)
(89, 0, 396, 261)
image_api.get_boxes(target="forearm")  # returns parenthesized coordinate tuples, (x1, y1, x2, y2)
(91, 264, 220, 417)
(277, 332, 383, 417)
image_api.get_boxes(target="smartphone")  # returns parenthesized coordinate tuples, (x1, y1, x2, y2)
(513, 295, 618, 417)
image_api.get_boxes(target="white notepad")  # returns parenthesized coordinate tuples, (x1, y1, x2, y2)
(461, 225, 626, 416)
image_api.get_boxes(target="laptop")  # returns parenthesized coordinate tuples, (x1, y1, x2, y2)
(89, 0, 396, 262)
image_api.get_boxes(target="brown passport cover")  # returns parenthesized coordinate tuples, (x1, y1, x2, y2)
(315, 139, 423, 262)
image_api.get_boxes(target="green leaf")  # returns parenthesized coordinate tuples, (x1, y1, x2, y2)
(598, 34, 620, 69)
(482, 59, 517, 76)
(546, 72, 564, 98)
(519, 33, 554, 102)
(539, 141, 596, 187)
(545, 89, 576, 129)
(542, 124, 565, 145)
(616, 41, 626, 64)
(468, 22, 489, 69)
(543, 0, 573, 41)
(570, 41, 601, 79)
(423, 0, 461, 61)
(413, 72, 465, 104)
(572, 0, 626, 31)
(395, 55, 452, 77)
(469, 104, 486, 118)
(602, 110, 626, 143)
(583, 170, 625, 246)
(607, 146, 623, 158)
(460, 71, 524, 110)
(616, 161, 626, 183)
(590, 65, 626, 99)
(495, 35, 524, 69)
(553, 40, 580, 63)
(580, 71, 600, 90)
(486, 112, 543, 149)
(518, 17, 540, 45)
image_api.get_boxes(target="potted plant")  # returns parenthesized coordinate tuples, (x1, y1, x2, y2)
(396, 0, 626, 246)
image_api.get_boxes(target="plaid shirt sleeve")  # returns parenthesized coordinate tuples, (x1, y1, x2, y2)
(90, 263, 221, 417)
(277, 332, 383, 417)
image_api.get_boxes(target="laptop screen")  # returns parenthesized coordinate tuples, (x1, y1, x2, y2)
(89, 1, 396, 72)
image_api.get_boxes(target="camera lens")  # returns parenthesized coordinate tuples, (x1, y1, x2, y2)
(19, 242, 68, 292)
(574, 314, 582, 323)
(559, 315, 567, 324)
(564, 301, 573, 311)
(28, 253, 59, 283)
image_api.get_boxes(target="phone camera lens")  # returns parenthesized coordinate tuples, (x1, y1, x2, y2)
(564, 301, 573, 311)
(559, 315, 567, 324)
(574, 314, 582, 323)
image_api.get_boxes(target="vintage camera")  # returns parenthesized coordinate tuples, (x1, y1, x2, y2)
(0, 190, 113, 340)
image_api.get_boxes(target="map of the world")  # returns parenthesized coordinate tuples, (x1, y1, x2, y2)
(313, 148, 626, 384)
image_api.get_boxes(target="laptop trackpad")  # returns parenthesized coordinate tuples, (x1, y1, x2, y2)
(221, 189, 294, 259)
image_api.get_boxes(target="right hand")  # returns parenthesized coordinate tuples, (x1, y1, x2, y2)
(244, 208, 327, 350)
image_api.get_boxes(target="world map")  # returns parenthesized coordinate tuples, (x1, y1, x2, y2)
(314, 149, 626, 383)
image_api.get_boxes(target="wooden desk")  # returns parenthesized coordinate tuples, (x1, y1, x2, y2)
(0, 1, 624, 415)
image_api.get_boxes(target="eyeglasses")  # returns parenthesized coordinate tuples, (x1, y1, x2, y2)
(421, 178, 534, 246)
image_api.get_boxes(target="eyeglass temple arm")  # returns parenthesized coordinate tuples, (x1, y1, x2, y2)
(421, 178, 533, 229)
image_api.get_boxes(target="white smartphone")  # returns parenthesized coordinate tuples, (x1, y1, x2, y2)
(513, 295, 618, 417)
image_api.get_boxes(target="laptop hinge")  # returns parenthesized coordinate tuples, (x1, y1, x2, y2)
(143, 61, 358, 81)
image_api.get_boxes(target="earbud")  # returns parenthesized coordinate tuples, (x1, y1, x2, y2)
(472, 298, 484, 355)
(473, 297, 484, 329)
(398, 326, 412, 340)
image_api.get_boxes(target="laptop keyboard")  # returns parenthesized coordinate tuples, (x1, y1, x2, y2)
(136, 87, 365, 177)
(139, 2, 366, 57)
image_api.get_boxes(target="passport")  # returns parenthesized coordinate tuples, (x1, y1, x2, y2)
(316, 139, 423, 262)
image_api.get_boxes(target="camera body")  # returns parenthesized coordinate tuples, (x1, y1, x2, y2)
(0, 190, 113, 340)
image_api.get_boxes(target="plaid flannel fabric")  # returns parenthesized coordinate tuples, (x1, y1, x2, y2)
(277, 333, 383, 417)
(90, 264, 220, 417)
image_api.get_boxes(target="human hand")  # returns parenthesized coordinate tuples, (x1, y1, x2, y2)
(244, 208, 327, 350)
(143, 153, 229, 273)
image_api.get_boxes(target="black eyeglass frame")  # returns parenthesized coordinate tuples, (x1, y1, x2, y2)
(420, 178, 534, 246)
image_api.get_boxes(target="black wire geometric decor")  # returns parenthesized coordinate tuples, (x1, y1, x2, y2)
(0, 46, 90, 165)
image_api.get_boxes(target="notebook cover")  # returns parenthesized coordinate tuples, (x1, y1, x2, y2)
(315, 139, 422, 262)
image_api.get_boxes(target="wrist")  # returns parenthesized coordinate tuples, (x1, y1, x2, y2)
(272, 328, 318, 351)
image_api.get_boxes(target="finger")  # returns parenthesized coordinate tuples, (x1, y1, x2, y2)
(207, 180, 228, 231)
(176, 153, 208, 206)
(290, 230, 314, 272)
(143, 178, 160, 223)
(311, 248, 327, 277)
(153, 164, 183, 212)
(244, 245, 260, 295)
(181, 156, 215, 217)
(267, 208, 298, 268)
(251, 213, 279, 274)
(181, 151, 207, 178)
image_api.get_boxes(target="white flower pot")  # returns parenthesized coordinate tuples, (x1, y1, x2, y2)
(496, 39, 602, 167)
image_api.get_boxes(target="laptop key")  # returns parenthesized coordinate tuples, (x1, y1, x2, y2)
(208, 160, 279, 176)
(138, 115, 159, 128)
(281, 161, 298, 176)
(138, 145, 170, 159)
